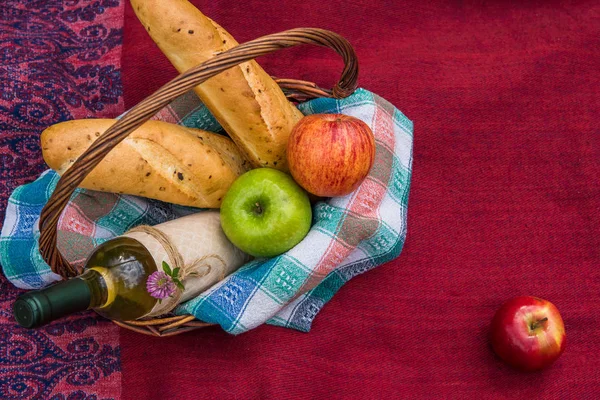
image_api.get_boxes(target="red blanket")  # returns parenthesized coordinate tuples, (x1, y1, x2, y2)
(1, 1, 598, 398)
(122, 1, 600, 398)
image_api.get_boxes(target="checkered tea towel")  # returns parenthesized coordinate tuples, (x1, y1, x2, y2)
(0, 88, 413, 334)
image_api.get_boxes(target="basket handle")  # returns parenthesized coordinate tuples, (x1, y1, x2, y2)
(38, 28, 359, 278)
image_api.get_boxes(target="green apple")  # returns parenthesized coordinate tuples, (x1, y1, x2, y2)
(220, 168, 312, 257)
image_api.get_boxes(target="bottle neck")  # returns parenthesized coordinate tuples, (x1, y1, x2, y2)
(13, 269, 109, 329)
(80, 268, 109, 308)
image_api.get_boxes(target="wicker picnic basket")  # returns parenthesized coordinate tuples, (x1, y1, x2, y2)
(37, 28, 359, 337)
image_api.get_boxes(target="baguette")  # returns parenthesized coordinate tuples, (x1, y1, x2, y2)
(130, 0, 304, 171)
(41, 119, 249, 208)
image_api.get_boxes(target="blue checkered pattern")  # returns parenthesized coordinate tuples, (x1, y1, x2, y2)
(0, 88, 413, 334)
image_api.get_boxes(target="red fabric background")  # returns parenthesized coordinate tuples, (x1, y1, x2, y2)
(120, 1, 600, 398)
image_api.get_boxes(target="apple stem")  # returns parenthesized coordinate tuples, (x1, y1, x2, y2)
(254, 202, 263, 215)
(530, 317, 548, 330)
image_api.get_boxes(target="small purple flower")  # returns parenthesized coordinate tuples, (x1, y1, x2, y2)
(146, 271, 176, 300)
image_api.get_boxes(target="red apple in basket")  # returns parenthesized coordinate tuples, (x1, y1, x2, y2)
(490, 296, 566, 371)
(287, 114, 376, 197)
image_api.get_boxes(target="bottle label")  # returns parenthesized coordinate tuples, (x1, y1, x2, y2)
(123, 211, 249, 318)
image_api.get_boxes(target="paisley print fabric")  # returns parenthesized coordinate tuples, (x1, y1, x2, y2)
(0, 1, 124, 398)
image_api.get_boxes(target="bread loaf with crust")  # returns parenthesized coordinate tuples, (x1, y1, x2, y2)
(41, 119, 249, 208)
(130, 0, 304, 171)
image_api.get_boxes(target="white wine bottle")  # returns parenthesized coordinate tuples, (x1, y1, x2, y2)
(13, 211, 248, 328)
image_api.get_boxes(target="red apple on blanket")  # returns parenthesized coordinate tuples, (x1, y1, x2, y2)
(287, 114, 376, 197)
(490, 296, 566, 371)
